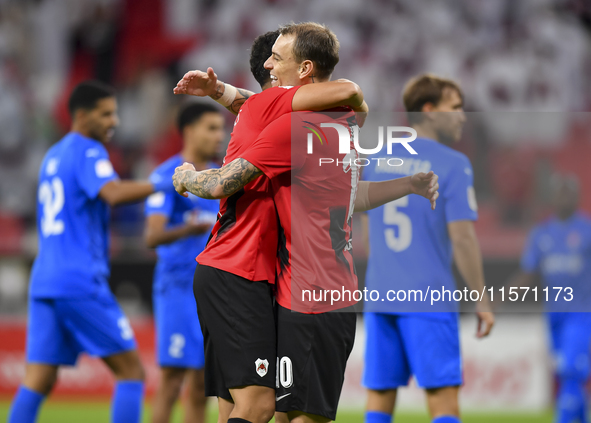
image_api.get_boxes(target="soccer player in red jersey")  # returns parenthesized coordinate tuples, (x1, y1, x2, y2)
(173, 23, 439, 423)
(172, 29, 371, 423)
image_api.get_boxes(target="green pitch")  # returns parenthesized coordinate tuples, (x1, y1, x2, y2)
(0, 401, 554, 422)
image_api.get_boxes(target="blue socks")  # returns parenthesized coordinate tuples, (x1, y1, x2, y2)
(8, 385, 45, 423)
(111, 380, 144, 423)
(556, 377, 587, 423)
(366, 410, 393, 423)
(366, 410, 460, 423)
(432, 416, 461, 423)
(9, 381, 144, 423)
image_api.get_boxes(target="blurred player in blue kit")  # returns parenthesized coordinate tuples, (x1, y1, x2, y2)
(144, 103, 224, 423)
(8, 81, 172, 423)
(508, 175, 591, 423)
(361, 74, 495, 423)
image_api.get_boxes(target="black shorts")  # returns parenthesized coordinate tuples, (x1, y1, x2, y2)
(193, 264, 276, 400)
(275, 305, 357, 420)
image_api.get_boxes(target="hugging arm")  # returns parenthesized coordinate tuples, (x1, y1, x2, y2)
(174, 68, 368, 121)
(291, 79, 365, 112)
(173, 158, 262, 200)
(173, 68, 255, 115)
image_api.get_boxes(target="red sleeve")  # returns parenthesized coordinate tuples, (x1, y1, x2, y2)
(241, 113, 305, 179)
(246, 86, 301, 130)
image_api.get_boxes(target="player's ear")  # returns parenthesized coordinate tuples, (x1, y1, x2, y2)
(298, 60, 315, 81)
(421, 102, 437, 120)
(182, 123, 192, 140)
(421, 102, 435, 113)
(73, 108, 88, 125)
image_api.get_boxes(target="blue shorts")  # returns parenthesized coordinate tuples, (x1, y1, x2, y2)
(363, 313, 462, 390)
(27, 292, 137, 366)
(548, 312, 591, 380)
(153, 286, 205, 369)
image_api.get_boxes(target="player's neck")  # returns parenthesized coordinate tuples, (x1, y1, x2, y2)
(70, 124, 98, 143)
(557, 210, 576, 221)
(301, 76, 329, 85)
(412, 125, 440, 143)
(181, 148, 210, 171)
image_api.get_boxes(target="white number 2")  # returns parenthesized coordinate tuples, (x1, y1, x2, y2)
(38, 177, 65, 238)
(383, 196, 412, 252)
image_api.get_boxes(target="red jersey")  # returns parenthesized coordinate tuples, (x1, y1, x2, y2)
(197, 86, 300, 283)
(241, 110, 360, 312)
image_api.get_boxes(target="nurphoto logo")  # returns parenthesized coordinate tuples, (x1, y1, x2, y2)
(306, 123, 418, 167)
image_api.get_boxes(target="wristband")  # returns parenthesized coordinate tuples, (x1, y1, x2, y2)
(214, 83, 238, 107)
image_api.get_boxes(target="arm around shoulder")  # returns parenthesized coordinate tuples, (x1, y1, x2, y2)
(292, 79, 364, 112)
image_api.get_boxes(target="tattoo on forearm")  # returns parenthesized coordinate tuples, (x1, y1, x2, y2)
(212, 82, 224, 100)
(226, 88, 253, 114)
(237, 88, 252, 100)
(174, 158, 263, 199)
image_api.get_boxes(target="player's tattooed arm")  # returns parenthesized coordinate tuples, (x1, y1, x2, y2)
(219, 86, 252, 115)
(173, 67, 254, 115)
(173, 159, 263, 199)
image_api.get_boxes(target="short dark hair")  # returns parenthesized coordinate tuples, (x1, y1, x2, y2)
(250, 30, 279, 88)
(279, 22, 339, 80)
(177, 103, 220, 133)
(68, 80, 116, 116)
(402, 74, 464, 124)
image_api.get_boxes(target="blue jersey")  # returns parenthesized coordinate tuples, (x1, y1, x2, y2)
(145, 155, 219, 293)
(521, 213, 591, 312)
(30, 132, 119, 298)
(363, 137, 478, 317)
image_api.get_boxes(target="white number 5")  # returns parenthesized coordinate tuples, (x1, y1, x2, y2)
(383, 196, 412, 252)
(168, 334, 186, 358)
(117, 317, 134, 341)
(39, 177, 65, 238)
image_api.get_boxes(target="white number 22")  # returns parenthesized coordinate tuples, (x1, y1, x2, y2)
(38, 177, 65, 238)
(383, 196, 412, 252)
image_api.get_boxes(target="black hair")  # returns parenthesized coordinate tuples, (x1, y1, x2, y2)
(68, 80, 116, 116)
(249, 30, 279, 88)
(177, 102, 220, 133)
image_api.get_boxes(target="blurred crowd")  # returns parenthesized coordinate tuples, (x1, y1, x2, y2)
(0, 0, 590, 251)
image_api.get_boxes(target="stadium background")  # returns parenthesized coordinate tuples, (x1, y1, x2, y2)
(0, 0, 590, 421)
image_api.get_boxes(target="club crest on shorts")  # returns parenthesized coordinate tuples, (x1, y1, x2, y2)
(255, 358, 269, 377)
